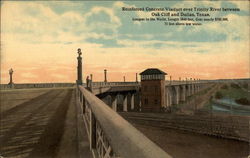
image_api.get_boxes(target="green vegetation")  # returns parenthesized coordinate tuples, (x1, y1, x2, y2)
(218, 83, 248, 100)
(221, 84, 228, 89)
(235, 98, 250, 106)
(230, 83, 240, 89)
(215, 91, 223, 99)
(203, 102, 212, 110)
(242, 83, 248, 89)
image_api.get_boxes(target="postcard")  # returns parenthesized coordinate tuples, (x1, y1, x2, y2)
(0, 1, 249, 158)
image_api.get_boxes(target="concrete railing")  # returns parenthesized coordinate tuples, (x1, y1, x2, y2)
(91, 82, 139, 87)
(165, 80, 204, 85)
(76, 85, 171, 158)
(0, 83, 75, 90)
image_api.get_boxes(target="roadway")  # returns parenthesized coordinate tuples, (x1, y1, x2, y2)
(0, 88, 85, 158)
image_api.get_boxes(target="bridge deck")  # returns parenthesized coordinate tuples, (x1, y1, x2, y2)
(0, 88, 90, 158)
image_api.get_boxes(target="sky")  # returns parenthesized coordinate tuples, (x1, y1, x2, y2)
(0, 1, 249, 83)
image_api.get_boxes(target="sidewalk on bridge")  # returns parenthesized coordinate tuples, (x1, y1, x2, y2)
(56, 89, 92, 158)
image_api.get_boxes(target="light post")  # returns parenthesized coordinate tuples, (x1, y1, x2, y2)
(104, 69, 107, 83)
(8, 68, 14, 85)
(76, 48, 83, 85)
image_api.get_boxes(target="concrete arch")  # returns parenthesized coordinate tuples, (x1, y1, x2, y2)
(102, 95, 112, 108)
(116, 94, 124, 112)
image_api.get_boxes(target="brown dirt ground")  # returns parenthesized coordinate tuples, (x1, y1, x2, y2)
(133, 123, 249, 158)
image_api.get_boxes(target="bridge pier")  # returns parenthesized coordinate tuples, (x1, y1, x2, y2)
(196, 84, 200, 92)
(173, 86, 180, 105)
(97, 90, 140, 112)
(185, 85, 190, 97)
(102, 95, 112, 107)
(196, 84, 200, 93)
(111, 95, 117, 111)
(122, 93, 135, 112)
(127, 93, 132, 111)
(180, 85, 186, 102)
(165, 87, 172, 107)
(123, 95, 128, 112)
(196, 84, 199, 92)
(131, 93, 135, 111)
(191, 84, 195, 95)
(193, 84, 196, 94)
(168, 92, 172, 107)
(133, 92, 141, 111)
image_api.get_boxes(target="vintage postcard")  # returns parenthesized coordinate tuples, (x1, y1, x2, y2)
(0, 1, 249, 158)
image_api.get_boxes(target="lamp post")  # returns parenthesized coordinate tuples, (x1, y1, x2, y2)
(90, 74, 93, 81)
(8, 68, 14, 84)
(104, 69, 107, 83)
(76, 48, 83, 85)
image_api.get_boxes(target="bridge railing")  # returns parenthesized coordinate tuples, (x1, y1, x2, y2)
(91, 82, 139, 87)
(0, 83, 75, 90)
(165, 80, 208, 85)
(76, 85, 171, 158)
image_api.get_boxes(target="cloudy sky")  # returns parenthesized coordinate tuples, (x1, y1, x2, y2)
(1, 1, 249, 83)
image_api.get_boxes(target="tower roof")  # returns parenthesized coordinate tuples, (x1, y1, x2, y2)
(139, 68, 167, 75)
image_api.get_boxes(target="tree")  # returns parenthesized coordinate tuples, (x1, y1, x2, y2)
(215, 91, 223, 99)
(235, 98, 250, 105)
(221, 84, 228, 89)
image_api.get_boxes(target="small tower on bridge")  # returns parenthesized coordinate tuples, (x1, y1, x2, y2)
(140, 68, 167, 112)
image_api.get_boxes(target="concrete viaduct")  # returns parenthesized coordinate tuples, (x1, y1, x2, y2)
(85, 81, 211, 112)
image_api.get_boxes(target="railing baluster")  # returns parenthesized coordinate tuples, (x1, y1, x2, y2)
(80, 93, 83, 102)
(90, 110, 97, 150)
(82, 96, 86, 114)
